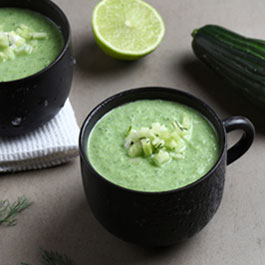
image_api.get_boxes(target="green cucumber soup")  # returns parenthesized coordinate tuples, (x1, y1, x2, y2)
(87, 100, 220, 192)
(0, 8, 64, 82)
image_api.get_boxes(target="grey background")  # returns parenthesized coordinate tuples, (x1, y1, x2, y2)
(1, 0, 264, 264)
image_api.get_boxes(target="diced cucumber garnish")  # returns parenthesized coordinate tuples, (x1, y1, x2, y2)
(24, 44, 33, 54)
(4, 48, 15, 60)
(33, 32, 48, 40)
(141, 138, 153, 157)
(154, 150, 170, 166)
(16, 24, 33, 39)
(9, 32, 26, 48)
(128, 142, 142, 157)
(0, 52, 6, 62)
(165, 139, 178, 150)
(181, 114, 192, 129)
(152, 137, 165, 149)
(124, 117, 193, 166)
(0, 32, 9, 48)
(171, 152, 184, 160)
(0, 24, 48, 62)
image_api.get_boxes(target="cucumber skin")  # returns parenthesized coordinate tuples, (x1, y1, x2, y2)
(191, 24, 265, 109)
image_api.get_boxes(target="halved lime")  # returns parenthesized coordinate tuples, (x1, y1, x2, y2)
(92, 0, 165, 60)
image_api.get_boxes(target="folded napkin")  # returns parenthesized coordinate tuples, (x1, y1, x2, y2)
(0, 99, 79, 173)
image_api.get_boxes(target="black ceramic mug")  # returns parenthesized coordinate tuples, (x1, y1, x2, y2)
(0, 0, 73, 136)
(79, 87, 255, 246)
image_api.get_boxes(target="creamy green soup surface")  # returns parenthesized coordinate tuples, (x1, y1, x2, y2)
(87, 100, 220, 192)
(0, 8, 64, 82)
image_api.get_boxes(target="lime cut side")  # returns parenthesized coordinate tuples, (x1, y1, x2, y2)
(92, 0, 165, 60)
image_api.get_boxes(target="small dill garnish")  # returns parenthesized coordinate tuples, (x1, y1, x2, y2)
(22, 248, 74, 265)
(0, 195, 32, 226)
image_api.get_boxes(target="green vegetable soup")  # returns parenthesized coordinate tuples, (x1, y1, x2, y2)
(87, 100, 220, 192)
(0, 8, 64, 82)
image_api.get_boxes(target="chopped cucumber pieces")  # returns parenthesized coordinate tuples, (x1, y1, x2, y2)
(128, 142, 142, 157)
(0, 52, 6, 62)
(0, 32, 9, 48)
(33, 32, 48, 39)
(154, 150, 170, 166)
(141, 138, 153, 157)
(5, 48, 15, 60)
(124, 116, 192, 166)
(0, 24, 48, 62)
(16, 24, 33, 39)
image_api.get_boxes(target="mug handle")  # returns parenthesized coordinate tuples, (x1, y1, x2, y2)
(222, 116, 255, 165)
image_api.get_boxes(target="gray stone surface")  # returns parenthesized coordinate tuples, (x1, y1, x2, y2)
(1, 0, 264, 264)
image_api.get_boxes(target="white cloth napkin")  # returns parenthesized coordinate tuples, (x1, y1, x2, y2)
(0, 99, 79, 173)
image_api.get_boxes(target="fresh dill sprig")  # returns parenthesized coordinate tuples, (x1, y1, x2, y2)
(0, 195, 32, 226)
(40, 249, 73, 265)
(22, 249, 73, 265)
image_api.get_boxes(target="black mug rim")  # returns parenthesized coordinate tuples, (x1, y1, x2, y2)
(0, 0, 71, 85)
(79, 87, 227, 195)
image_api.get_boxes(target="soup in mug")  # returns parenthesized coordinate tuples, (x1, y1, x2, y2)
(0, 8, 64, 82)
(87, 99, 219, 192)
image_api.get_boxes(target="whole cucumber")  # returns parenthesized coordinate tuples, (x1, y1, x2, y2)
(191, 25, 265, 109)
